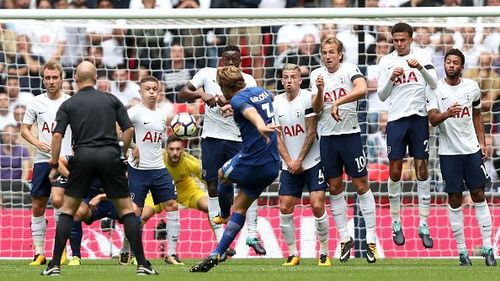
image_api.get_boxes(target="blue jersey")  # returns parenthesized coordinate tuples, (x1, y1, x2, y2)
(230, 87, 279, 166)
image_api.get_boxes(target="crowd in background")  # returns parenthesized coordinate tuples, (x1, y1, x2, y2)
(0, 0, 499, 194)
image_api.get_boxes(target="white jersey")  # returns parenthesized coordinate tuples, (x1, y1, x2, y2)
(190, 67, 256, 142)
(274, 89, 321, 170)
(22, 93, 73, 163)
(127, 103, 166, 170)
(377, 47, 436, 122)
(310, 64, 364, 136)
(426, 78, 481, 155)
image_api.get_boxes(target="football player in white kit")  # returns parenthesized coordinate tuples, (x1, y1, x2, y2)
(426, 49, 496, 267)
(20, 60, 72, 266)
(125, 75, 182, 264)
(311, 37, 378, 263)
(274, 64, 329, 266)
(179, 45, 266, 255)
(377, 22, 437, 248)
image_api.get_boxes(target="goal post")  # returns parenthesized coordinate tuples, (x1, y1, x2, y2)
(0, 7, 498, 260)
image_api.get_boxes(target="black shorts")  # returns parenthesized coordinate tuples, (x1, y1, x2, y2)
(66, 146, 129, 200)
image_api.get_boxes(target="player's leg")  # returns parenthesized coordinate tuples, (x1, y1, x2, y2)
(352, 176, 378, 263)
(465, 152, 496, 266)
(29, 162, 52, 266)
(67, 202, 91, 266)
(386, 118, 410, 246)
(441, 154, 471, 266)
(409, 115, 432, 248)
(278, 169, 300, 265)
(51, 185, 68, 265)
(201, 138, 225, 242)
(305, 164, 329, 266)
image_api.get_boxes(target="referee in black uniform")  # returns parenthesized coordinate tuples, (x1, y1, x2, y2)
(41, 61, 158, 276)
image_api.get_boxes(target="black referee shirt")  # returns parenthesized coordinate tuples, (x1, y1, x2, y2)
(53, 86, 132, 151)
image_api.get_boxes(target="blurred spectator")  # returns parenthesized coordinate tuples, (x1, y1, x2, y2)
(413, 26, 434, 54)
(71, 0, 89, 8)
(85, 45, 110, 78)
(483, 27, 500, 55)
(86, 19, 126, 68)
(0, 23, 17, 63)
(8, 35, 44, 96)
(0, 124, 31, 181)
(319, 23, 337, 40)
(97, 0, 114, 8)
(400, 0, 439, 6)
(331, 0, 349, 7)
(432, 31, 455, 78)
(96, 75, 111, 92)
(54, 0, 69, 8)
(109, 64, 140, 106)
(227, 26, 264, 85)
(442, 0, 460, 6)
(366, 36, 389, 130)
(61, 80, 74, 96)
(129, 0, 172, 8)
(36, 0, 52, 8)
(14, 0, 31, 8)
(162, 44, 195, 102)
(0, 92, 15, 130)
(12, 104, 25, 128)
(156, 81, 175, 118)
(5, 76, 33, 111)
(276, 23, 319, 54)
(365, 0, 380, 7)
(2, 0, 15, 8)
(336, 25, 375, 65)
(457, 27, 486, 69)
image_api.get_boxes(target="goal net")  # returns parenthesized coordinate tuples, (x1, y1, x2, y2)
(0, 7, 499, 260)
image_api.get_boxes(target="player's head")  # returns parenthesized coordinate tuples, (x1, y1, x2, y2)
(166, 135, 184, 164)
(391, 22, 413, 56)
(139, 75, 160, 105)
(221, 45, 241, 67)
(281, 63, 302, 95)
(41, 60, 64, 95)
(444, 48, 465, 80)
(1, 124, 18, 145)
(320, 37, 344, 72)
(217, 66, 246, 100)
(75, 61, 97, 87)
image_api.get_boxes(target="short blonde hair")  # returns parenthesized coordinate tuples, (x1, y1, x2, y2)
(41, 60, 64, 79)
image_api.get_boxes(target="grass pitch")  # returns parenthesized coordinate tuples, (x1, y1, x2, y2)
(1, 258, 498, 281)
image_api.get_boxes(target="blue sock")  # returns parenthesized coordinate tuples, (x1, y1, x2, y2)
(217, 182, 234, 218)
(212, 213, 246, 255)
(70, 220, 83, 258)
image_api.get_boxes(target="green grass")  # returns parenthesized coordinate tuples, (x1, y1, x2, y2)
(1, 258, 498, 281)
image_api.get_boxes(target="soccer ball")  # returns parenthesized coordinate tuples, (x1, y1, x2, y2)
(170, 112, 197, 138)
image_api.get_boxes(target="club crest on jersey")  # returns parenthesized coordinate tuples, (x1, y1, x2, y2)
(387, 145, 392, 155)
(295, 110, 301, 118)
(338, 76, 345, 84)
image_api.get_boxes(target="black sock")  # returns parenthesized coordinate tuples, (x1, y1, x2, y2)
(51, 213, 73, 266)
(70, 220, 83, 258)
(122, 213, 146, 266)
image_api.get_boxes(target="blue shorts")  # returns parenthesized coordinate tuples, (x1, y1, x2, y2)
(221, 154, 279, 200)
(440, 151, 491, 193)
(51, 176, 68, 189)
(128, 165, 176, 207)
(30, 162, 52, 197)
(279, 162, 327, 198)
(82, 199, 118, 224)
(201, 137, 242, 184)
(319, 133, 368, 179)
(386, 115, 429, 160)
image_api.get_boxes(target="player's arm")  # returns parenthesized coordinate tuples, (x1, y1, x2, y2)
(49, 105, 70, 177)
(88, 193, 108, 211)
(297, 115, 318, 164)
(331, 76, 367, 121)
(428, 105, 462, 127)
(179, 81, 217, 107)
(377, 63, 403, 102)
(311, 75, 324, 114)
(51, 40, 66, 62)
(407, 58, 437, 89)
(241, 106, 278, 143)
(115, 99, 134, 156)
(20, 123, 51, 153)
(276, 129, 293, 168)
(472, 106, 486, 158)
(57, 156, 70, 178)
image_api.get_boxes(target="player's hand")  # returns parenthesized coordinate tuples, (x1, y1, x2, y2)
(201, 92, 217, 108)
(48, 167, 60, 183)
(445, 103, 462, 119)
(316, 75, 324, 94)
(37, 142, 51, 153)
(407, 59, 422, 70)
(221, 104, 234, 117)
(480, 143, 488, 160)
(288, 159, 303, 175)
(331, 103, 341, 122)
(257, 124, 280, 144)
(88, 197, 100, 212)
(390, 67, 404, 81)
(131, 146, 140, 168)
(216, 95, 229, 107)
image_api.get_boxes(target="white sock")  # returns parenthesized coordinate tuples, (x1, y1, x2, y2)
(166, 210, 180, 256)
(279, 213, 298, 256)
(359, 189, 377, 244)
(448, 205, 467, 253)
(388, 178, 401, 222)
(31, 216, 47, 255)
(246, 200, 258, 239)
(417, 178, 431, 227)
(121, 237, 130, 253)
(474, 201, 492, 249)
(314, 210, 329, 255)
(54, 208, 62, 224)
(330, 192, 350, 242)
(208, 196, 224, 242)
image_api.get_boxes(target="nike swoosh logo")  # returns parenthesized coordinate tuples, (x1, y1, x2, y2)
(441, 97, 447, 100)
(366, 254, 375, 262)
(144, 122, 150, 125)
(278, 115, 284, 117)
(38, 112, 45, 114)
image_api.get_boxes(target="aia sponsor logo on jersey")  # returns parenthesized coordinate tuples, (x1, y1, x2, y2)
(283, 124, 305, 137)
(450, 107, 471, 118)
(142, 131, 163, 142)
(41, 122, 56, 133)
(323, 88, 347, 102)
(393, 71, 418, 85)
